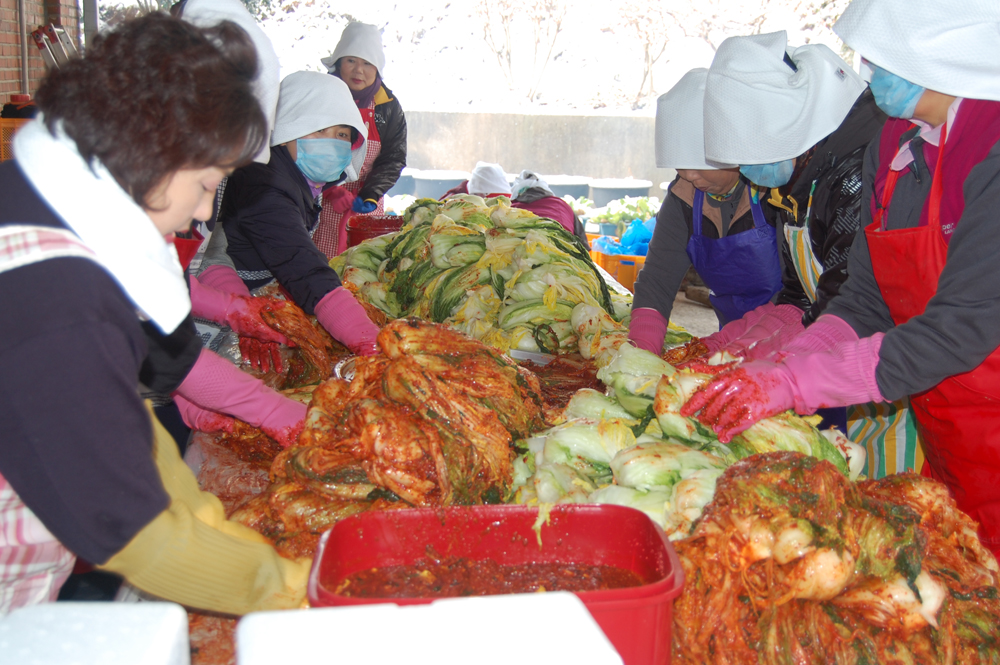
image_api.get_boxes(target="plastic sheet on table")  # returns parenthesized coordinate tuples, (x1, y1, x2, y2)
(186, 431, 270, 516)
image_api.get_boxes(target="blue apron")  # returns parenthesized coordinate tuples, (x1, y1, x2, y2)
(685, 188, 782, 326)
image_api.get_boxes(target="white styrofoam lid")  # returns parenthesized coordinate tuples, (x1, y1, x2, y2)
(237, 592, 622, 665)
(0, 602, 190, 665)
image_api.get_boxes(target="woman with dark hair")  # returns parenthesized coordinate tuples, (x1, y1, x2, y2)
(0, 13, 308, 614)
(314, 21, 407, 257)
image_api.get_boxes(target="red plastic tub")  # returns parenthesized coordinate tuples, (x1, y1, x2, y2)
(346, 214, 404, 248)
(308, 504, 684, 665)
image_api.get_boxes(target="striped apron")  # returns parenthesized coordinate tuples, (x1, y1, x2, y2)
(771, 189, 923, 478)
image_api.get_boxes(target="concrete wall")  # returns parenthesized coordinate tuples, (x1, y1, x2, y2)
(404, 111, 676, 200)
(1, 0, 78, 103)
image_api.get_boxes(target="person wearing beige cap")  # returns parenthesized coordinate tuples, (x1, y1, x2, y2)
(682, 0, 1000, 559)
(627, 68, 781, 357)
(217, 71, 382, 356)
(316, 21, 408, 257)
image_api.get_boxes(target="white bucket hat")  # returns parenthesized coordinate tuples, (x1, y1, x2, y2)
(655, 68, 734, 170)
(835, 0, 1000, 102)
(468, 162, 512, 196)
(321, 22, 386, 76)
(704, 31, 867, 164)
(182, 0, 280, 164)
(271, 71, 366, 147)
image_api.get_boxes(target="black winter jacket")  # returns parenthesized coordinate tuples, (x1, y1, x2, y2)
(218, 144, 343, 314)
(358, 85, 407, 202)
(771, 88, 886, 325)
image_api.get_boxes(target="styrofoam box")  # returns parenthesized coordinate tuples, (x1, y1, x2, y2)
(0, 602, 189, 665)
(237, 592, 623, 665)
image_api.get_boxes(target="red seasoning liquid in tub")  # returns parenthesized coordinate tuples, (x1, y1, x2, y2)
(335, 555, 645, 598)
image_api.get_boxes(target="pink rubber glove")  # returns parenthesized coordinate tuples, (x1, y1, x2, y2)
(708, 303, 804, 358)
(700, 302, 776, 354)
(681, 334, 885, 442)
(174, 349, 306, 448)
(189, 276, 291, 373)
(627, 308, 668, 355)
(172, 393, 238, 435)
(196, 264, 251, 297)
(759, 314, 859, 362)
(314, 287, 381, 356)
(325, 186, 355, 214)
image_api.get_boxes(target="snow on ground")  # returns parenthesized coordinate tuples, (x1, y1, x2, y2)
(252, 0, 852, 116)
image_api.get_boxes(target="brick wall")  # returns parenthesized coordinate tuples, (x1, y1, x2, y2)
(0, 0, 78, 105)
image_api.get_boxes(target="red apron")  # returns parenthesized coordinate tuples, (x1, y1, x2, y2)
(867, 120, 1000, 557)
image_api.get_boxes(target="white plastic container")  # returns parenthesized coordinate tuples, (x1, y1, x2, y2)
(237, 592, 622, 665)
(0, 602, 189, 665)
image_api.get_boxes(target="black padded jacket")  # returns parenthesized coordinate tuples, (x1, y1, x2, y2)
(770, 88, 886, 325)
(357, 85, 407, 202)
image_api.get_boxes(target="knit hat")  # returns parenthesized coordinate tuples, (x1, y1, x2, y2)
(270, 71, 366, 147)
(321, 22, 386, 76)
(704, 31, 866, 164)
(835, 0, 1000, 101)
(655, 68, 734, 170)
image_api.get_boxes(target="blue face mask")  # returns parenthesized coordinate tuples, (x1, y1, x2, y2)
(295, 138, 352, 183)
(739, 159, 796, 188)
(868, 65, 924, 119)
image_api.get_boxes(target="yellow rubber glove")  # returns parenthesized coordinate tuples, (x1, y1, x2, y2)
(98, 404, 310, 615)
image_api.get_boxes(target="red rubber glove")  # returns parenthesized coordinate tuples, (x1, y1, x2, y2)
(325, 186, 355, 214)
(174, 350, 306, 448)
(627, 308, 668, 355)
(313, 287, 380, 356)
(681, 335, 886, 442)
(196, 264, 251, 297)
(189, 276, 291, 373)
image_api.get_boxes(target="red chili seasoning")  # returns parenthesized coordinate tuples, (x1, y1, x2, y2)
(334, 556, 645, 598)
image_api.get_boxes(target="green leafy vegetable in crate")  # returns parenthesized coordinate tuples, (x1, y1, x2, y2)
(587, 196, 660, 237)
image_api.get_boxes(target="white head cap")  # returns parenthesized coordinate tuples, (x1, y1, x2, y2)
(181, 0, 280, 163)
(468, 162, 512, 196)
(704, 31, 867, 164)
(655, 68, 734, 170)
(321, 22, 386, 77)
(511, 170, 554, 199)
(835, 0, 1000, 101)
(271, 71, 366, 151)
